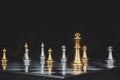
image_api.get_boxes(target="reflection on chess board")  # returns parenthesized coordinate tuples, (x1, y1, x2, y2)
(0, 60, 120, 79)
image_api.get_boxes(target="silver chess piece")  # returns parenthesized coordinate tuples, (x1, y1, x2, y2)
(40, 42, 45, 64)
(107, 46, 114, 60)
(106, 59, 114, 69)
(24, 59, 30, 73)
(23, 42, 30, 72)
(61, 45, 67, 75)
(40, 62, 45, 74)
(24, 42, 30, 60)
(24, 48, 29, 60)
(61, 45, 67, 63)
(106, 46, 115, 68)
(61, 62, 66, 75)
(40, 42, 45, 74)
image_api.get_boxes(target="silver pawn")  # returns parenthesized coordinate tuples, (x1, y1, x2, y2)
(61, 45, 67, 63)
(24, 48, 29, 60)
(61, 62, 66, 75)
(24, 59, 30, 73)
(23, 42, 30, 60)
(107, 46, 114, 60)
(106, 59, 114, 69)
(106, 46, 115, 68)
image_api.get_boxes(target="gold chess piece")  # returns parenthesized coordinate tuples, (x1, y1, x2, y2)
(46, 48, 54, 75)
(1, 48, 7, 61)
(82, 62, 88, 73)
(24, 42, 28, 49)
(71, 32, 82, 68)
(1, 60, 7, 70)
(1, 48, 8, 70)
(72, 65, 83, 75)
(47, 62, 53, 75)
(47, 48, 54, 63)
(82, 45, 88, 65)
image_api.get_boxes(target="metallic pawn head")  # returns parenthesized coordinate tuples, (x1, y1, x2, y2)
(24, 42, 28, 49)
(62, 45, 66, 51)
(108, 46, 113, 52)
(83, 45, 87, 51)
(41, 42, 44, 47)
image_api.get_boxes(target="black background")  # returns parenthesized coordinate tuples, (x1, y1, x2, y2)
(1, 1, 120, 80)
(0, 2, 120, 61)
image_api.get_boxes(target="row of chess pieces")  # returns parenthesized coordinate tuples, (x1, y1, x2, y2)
(0, 43, 90, 74)
(0, 44, 115, 75)
(0, 32, 115, 70)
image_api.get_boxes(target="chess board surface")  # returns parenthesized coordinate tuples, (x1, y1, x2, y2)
(0, 59, 120, 79)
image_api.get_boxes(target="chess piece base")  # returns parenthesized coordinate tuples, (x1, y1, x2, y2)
(105, 59, 115, 69)
(71, 62, 82, 69)
(1, 59, 8, 70)
(82, 58, 88, 64)
(1, 59, 7, 62)
(24, 59, 30, 65)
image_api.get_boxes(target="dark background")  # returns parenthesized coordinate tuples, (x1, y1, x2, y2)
(0, 2, 120, 61)
(1, 1, 120, 80)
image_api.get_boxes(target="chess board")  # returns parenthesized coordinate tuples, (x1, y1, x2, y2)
(0, 59, 120, 80)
